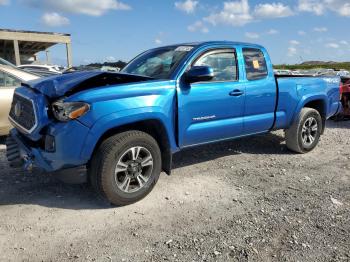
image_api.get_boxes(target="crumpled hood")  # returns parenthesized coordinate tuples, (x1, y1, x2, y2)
(25, 71, 153, 98)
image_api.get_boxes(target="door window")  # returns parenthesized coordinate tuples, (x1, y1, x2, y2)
(243, 48, 268, 81)
(194, 51, 237, 82)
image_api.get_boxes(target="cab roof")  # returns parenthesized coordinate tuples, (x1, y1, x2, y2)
(164, 41, 264, 50)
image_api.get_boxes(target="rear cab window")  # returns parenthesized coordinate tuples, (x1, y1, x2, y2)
(243, 48, 268, 81)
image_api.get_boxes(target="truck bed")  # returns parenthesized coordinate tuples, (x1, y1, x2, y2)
(274, 75, 341, 130)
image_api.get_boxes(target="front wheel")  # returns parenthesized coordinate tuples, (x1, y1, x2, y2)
(88, 131, 162, 206)
(285, 107, 322, 153)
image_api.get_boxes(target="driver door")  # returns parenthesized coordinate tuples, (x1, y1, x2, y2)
(177, 49, 246, 147)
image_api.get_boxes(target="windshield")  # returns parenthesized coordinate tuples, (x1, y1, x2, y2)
(121, 45, 194, 79)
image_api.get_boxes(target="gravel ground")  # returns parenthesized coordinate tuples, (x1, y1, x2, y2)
(0, 120, 349, 262)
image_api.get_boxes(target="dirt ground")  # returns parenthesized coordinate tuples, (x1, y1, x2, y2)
(0, 120, 349, 262)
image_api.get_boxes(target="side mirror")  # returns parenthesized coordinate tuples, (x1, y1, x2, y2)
(185, 66, 214, 83)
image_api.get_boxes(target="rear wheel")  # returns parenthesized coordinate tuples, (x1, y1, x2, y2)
(285, 107, 322, 153)
(89, 131, 161, 206)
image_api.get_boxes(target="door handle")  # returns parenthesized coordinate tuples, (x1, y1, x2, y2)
(229, 89, 244, 96)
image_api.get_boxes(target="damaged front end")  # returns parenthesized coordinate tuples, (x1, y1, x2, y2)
(26, 70, 154, 98)
(6, 71, 153, 173)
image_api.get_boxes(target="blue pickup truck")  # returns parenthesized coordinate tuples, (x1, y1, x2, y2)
(6, 41, 340, 205)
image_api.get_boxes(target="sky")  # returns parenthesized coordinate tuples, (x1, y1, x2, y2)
(0, 0, 350, 66)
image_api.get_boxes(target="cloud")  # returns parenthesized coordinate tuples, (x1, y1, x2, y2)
(338, 5, 350, 16)
(254, 3, 294, 18)
(41, 12, 70, 27)
(204, 0, 293, 27)
(104, 56, 117, 62)
(314, 27, 328, 32)
(245, 32, 259, 39)
(154, 32, 165, 45)
(298, 0, 350, 17)
(188, 0, 349, 32)
(340, 40, 349, 45)
(188, 21, 209, 33)
(288, 47, 297, 57)
(175, 0, 198, 14)
(267, 29, 279, 35)
(154, 38, 162, 45)
(326, 43, 340, 48)
(327, 0, 350, 17)
(298, 30, 306, 35)
(298, 0, 325, 15)
(204, 0, 253, 27)
(23, 0, 131, 16)
(290, 40, 300, 45)
(0, 0, 9, 5)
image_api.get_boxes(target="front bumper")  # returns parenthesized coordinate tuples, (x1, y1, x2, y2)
(6, 120, 91, 172)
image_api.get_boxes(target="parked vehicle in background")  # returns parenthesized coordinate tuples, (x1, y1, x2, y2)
(0, 65, 39, 136)
(336, 70, 350, 77)
(316, 68, 335, 76)
(18, 64, 63, 77)
(101, 66, 120, 72)
(6, 41, 341, 206)
(274, 69, 292, 75)
(339, 77, 350, 117)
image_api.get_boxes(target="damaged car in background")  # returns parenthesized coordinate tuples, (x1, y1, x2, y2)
(0, 64, 39, 136)
(6, 41, 341, 206)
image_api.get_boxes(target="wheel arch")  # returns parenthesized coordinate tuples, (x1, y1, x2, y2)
(303, 99, 327, 134)
(292, 95, 328, 134)
(83, 116, 174, 175)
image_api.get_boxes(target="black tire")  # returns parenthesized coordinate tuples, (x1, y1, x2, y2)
(88, 131, 162, 206)
(285, 107, 322, 153)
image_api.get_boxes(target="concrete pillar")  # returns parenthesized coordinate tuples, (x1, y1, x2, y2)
(13, 40, 20, 66)
(66, 43, 72, 68)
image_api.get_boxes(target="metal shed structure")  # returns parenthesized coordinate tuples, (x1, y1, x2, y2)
(0, 29, 72, 67)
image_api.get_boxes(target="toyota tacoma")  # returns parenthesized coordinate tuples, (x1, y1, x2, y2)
(6, 41, 341, 205)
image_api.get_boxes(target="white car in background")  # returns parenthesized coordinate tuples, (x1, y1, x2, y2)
(274, 69, 292, 75)
(336, 70, 350, 77)
(0, 65, 39, 136)
(18, 64, 64, 77)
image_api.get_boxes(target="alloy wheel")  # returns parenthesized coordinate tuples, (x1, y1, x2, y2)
(114, 146, 154, 193)
(301, 117, 318, 147)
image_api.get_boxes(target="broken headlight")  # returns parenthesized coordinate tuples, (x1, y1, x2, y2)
(52, 101, 90, 122)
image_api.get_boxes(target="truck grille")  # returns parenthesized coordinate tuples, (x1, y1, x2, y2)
(9, 93, 37, 133)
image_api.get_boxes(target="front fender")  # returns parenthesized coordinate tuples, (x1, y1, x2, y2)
(80, 107, 178, 160)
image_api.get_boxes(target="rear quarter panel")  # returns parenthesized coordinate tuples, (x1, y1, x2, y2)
(276, 76, 340, 129)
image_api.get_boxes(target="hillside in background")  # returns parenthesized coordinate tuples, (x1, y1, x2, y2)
(275, 61, 350, 71)
(86, 60, 127, 69)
